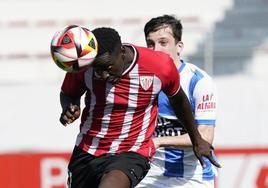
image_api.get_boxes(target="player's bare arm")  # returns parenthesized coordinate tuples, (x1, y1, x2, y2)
(59, 91, 81, 126)
(153, 125, 214, 148)
(198, 125, 214, 144)
(168, 88, 221, 168)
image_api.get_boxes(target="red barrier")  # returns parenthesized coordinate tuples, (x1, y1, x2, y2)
(0, 153, 71, 188)
(0, 148, 267, 188)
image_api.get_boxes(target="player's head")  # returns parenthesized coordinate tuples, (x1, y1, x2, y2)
(144, 15, 184, 63)
(92, 27, 125, 84)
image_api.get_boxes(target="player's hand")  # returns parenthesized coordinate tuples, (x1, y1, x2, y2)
(193, 138, 221, 168)
(60, 104, 80, 126)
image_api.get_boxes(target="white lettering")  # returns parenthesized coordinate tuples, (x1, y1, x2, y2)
(40, 157, 68, 188)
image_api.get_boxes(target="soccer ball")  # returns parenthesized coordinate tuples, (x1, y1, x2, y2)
(50, 25, 98, 72)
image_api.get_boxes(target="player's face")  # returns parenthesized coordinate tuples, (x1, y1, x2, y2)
(146, 26, 183, 64)
(92, 50, 124, 84)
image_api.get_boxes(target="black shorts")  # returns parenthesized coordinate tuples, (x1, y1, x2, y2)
(67, 146, 150, 188)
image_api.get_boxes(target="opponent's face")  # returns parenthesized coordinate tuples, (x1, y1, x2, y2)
(92, 50, 124, 84)
(146, 26, 183, 63)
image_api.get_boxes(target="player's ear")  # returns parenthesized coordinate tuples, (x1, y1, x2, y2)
(176, 41, 184, 56)
(120, 46, 126, 60)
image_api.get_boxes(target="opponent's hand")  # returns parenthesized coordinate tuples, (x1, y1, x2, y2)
(193, 138, 221, 168)
(60, 104, 80, 126)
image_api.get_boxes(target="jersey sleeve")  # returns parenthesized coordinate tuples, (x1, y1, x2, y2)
(193, 76, 217, 125)
(61, 71, 87, 98)
(161, 58, 180, 97)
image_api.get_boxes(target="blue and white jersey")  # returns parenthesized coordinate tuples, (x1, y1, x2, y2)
(152, 60, 218, 180)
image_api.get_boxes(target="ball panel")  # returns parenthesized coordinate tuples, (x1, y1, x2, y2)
(80, 50, 97, 59)
(56, 47, 78, 59)
(78, 57, 96, 67)
(80, 34, 98, 57)
(53, 52, 77, 62)
(58, 32, 75, 49)
(53, 58, 74, 72)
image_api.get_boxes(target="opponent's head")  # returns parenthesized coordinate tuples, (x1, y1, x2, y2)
(91, 27, 125, 84)
(144, 15, 184, 63)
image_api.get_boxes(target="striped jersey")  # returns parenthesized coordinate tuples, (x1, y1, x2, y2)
(61, 44, 180, 158)
(152, 61, 218, 180)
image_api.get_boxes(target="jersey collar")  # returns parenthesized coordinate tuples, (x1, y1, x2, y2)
(178, 59, 186, 73)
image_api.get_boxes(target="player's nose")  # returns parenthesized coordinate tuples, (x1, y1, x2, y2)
(154, 43, 163, 51)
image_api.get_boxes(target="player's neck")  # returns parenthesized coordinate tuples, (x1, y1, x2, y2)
(174, 56, 182, 68)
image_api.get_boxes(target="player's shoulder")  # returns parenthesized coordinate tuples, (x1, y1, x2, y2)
(182, 61, 216, 94)
(183, 61, 213, 81)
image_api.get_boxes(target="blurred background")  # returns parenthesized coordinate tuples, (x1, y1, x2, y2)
(0, 0, 268, 187)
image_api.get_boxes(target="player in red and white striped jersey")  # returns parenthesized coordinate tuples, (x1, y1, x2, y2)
(59, 27, 218, 188)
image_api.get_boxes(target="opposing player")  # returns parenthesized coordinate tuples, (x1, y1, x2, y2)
(137, 15, 219, 188)
(59, 27, 220, 188)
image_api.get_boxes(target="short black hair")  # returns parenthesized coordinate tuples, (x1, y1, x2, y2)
(92, 27, 122, 57)
(144, 15, 183, 42)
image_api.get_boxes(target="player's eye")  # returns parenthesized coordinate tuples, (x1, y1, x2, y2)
(147, 44, 154, 49)
(159, 41, 168, 46)
(106, 65, 113, 72)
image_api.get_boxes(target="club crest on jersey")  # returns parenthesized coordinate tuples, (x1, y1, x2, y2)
(140, 76, 153, 91)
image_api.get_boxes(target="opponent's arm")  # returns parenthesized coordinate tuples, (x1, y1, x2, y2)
(153, 125, 214, 148)
(168, 88, 220, 168)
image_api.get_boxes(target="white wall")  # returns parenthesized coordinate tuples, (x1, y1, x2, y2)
(215, 72, 268, 147)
